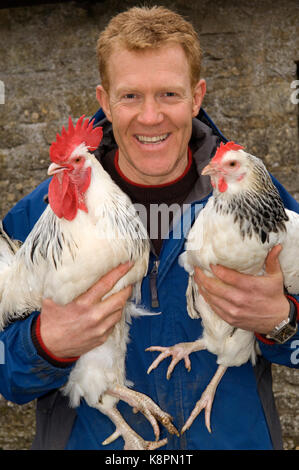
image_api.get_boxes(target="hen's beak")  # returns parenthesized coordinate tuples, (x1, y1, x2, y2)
(201, 162, 217, 176)
(48, 162, 68, 176)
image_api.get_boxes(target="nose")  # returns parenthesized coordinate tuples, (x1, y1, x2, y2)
(137, 97, 164, 126)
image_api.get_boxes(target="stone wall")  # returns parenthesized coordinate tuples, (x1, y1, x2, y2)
(0, 0, 298, 450)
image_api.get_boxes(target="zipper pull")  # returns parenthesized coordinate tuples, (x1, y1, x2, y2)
(149, 260, 160, 308)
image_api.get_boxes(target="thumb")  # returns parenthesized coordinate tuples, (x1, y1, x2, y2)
(265, 244, 283, 276)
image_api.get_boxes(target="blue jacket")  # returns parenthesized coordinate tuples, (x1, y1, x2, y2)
(0, 110, 299, 450)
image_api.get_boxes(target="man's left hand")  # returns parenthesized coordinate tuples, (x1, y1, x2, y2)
(194, 245, 290, 334)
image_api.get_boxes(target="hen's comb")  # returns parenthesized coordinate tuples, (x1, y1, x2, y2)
(213, 141, 244, 163)
(49, 115, 103, 163)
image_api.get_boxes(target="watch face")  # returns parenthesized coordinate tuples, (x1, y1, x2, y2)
(274, 324, 298, 344)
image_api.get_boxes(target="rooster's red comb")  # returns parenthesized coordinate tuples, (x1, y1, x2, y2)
(212, 141, 244, 163)
(49, 115, 103, 163)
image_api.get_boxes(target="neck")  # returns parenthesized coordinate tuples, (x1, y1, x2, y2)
(115, 148, 192, 188)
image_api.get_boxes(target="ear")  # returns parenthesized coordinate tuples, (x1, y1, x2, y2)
(96, 85, 112, 122)
(192, 79, 206, 117)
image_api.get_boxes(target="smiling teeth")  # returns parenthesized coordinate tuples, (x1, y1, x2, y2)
(136, 134, 168, 144)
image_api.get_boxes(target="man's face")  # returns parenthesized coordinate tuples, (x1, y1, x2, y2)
(97, 44, 206, 185)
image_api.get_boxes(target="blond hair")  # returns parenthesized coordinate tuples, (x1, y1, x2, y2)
(96, 5, 202, 91)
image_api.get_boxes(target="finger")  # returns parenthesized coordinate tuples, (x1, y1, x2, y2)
(265, 244, 283, 275)
(77, 261, 134, 306)
(209, 264, 252, 290)
(197, 283, 242, 325)
(195, 268, 243, 305)
(93, 285, 132, 320)
(94, 311, 123, 344)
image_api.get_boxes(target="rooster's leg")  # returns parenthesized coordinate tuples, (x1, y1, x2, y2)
(99, 405, 168, 450)
(182, 364, 227, 434)
(106, 384, 179, 439)
(146, 338, 206, 379)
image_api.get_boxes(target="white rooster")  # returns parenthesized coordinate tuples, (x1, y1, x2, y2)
(0, 115, 178, 449)
(147, 141, 299, 434)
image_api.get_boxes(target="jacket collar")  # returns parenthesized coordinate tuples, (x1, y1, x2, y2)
(93, 115, 223, 205)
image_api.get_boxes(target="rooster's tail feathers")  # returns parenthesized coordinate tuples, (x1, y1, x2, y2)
(0, 221, 23, 330)
(0, 221, 21, 263)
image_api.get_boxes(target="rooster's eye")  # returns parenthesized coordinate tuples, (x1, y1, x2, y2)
(74, 157, 81, 163)
(229, 161, 237, 167)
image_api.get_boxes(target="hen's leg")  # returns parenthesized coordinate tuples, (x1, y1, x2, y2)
(182, 364, 227, 434)
(146, 338, 206, 379)
(106, 384, 179, 439)
(99, 405, 168, 450)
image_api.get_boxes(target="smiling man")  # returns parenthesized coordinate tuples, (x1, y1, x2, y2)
(96, 44, 206, 185)
(1, 5, 299, 451)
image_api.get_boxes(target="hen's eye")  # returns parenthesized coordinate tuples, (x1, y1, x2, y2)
(229, 161, 237, 167)
(74, 157, 81, 163)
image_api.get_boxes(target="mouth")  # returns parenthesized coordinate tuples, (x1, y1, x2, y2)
(135, 133, 170, 145)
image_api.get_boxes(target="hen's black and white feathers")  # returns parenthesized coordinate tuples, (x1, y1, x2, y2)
(180, 148, 299, 367)
(213, 156, 289, 244)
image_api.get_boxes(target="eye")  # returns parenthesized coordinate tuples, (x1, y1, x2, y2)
(74, 157, 82, 163)
(121, 93, 138, 101)
(229, 161, 237, 167)
(161, 92, 178, 99)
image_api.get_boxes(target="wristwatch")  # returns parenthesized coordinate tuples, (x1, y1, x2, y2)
(266, 298, 298, 344)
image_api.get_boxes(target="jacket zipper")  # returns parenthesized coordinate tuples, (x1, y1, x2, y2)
(149, 259, 160, 308)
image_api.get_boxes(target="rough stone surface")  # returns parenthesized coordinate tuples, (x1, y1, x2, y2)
(0, 0, 298, 450)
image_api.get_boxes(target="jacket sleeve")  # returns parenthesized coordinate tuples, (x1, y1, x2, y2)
(0, 312, 73, 404)
(0, 179, 74, 404)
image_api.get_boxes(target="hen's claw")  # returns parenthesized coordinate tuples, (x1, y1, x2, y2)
(124, 437, 168, 451)
(101, 406, 168, 450)
(107, 384, 179, 438)
(129, 390, 180, 438)
(181, 364, 227, 434)
(181, 388, 214, 434)
(102, 429, 121, 445)
(146, 342, 202, 380)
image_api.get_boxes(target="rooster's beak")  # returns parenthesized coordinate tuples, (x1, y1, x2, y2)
(48, 162, 68, 176)
(201, 162, 217, 176)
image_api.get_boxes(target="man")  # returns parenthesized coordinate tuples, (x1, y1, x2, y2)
(1, 6, 299, 450)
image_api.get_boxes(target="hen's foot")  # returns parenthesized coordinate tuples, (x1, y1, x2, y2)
(101, 406, 168, 450)
(107, 384, 179, 438)
(146, 339, 206, 380)
(181, 364, 227, 434)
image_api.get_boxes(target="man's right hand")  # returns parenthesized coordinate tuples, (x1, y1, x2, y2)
(39, 261, 134, 359)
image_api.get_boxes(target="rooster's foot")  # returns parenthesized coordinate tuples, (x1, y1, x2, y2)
(107, 384, 179, 439)
(181, 364, 227, 434)
(146, 339, 206, 380)
(101, 406, 168, 450)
